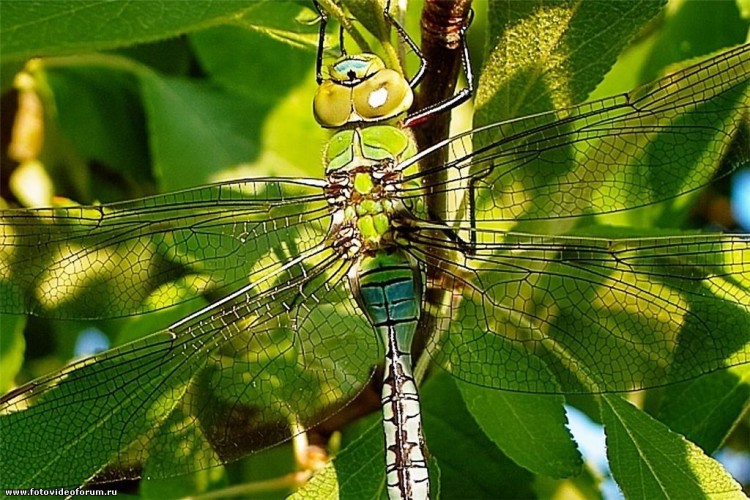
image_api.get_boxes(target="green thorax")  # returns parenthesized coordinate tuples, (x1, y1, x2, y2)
(325, 126, 416, 256)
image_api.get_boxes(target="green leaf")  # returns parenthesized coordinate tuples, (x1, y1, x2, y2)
(140, 25, 320, 190)
(223, 443, 297, 500)
(457, 381, 583, 479)
(0, 1, 260, 63)
(342, 0, 390, 42)
(637, 0, 749, 83)
(423, 374, 536, 499)
(43, 64, 152, 190)
(139, 74, 265, 190)
(0, 314, 25, 394)
(190, 22, 314, 99)
(116, 282, 209, 346)
(141, 453, 228, 499)
(294, 464, 340, 499)
(299, 374, 540, 499)
(0, 331, 198, 489)
(476, 0, 666, 123)
(293, 417, 388, 500)
(230, 1, 322, 51)
(295, 414, 441, 500)
(115, 37, 194, 77)
(591, 1, 749, 101)
(657, 365, 750, 453)
(601, 394, 744, 499)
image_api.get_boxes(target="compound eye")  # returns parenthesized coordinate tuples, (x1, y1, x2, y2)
(313, 81, 353, 128)
(353, 69, 413, 121)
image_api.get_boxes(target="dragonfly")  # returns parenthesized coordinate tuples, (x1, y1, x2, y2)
(1, 1, 749, 498)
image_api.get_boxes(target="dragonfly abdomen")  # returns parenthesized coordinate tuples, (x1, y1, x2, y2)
(349, 250, 429, 500)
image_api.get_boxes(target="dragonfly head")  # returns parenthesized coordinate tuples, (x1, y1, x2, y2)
(314, 54, 413, 128)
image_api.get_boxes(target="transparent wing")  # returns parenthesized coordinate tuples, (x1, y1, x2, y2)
(0, 178, 329, 319)
(400, 43, 749, 224)
(405, 229, 749, 394)
(394, 44, 749, 394)
(0, 243, 379, 489)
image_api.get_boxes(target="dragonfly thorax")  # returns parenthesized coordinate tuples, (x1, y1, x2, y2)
(327, 159, 404, 259)
(324, 125, 417, 259)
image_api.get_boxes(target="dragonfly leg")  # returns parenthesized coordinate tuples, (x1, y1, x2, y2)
(468, 176, 478, 253)
(313, 0, 328, 84)
(313, 0, 349, 85)
(402, 3, 474, 127)
(382, 0, 426, 86)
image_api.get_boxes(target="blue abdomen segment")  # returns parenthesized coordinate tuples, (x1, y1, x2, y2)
(357, 271, 419, 327)
(349, 250, 429, 500)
